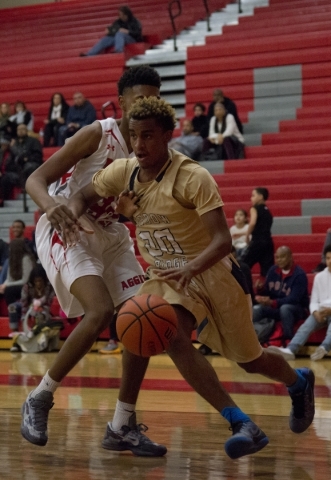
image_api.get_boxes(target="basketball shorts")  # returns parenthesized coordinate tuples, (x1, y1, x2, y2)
(137, 256, 262, 363)
(36, 213, 144, 317)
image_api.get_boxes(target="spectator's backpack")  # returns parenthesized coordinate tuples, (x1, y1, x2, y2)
(11, 306, 64, 353)
(254, 318, 276, 344)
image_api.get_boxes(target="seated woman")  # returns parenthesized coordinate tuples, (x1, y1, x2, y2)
(204, 102, 245, 160)
(8, 264, 54, 334)
(43, 93, 69, 147)
(0, 103, 15, 140)
(9, 101, 34, 138)
(191, 102, 209, 139)
(0, 238, 35, 307)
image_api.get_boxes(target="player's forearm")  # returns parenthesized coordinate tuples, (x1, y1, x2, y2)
(68, 183, 102, 218)
(25, 175, 57, 213)
(187, 233, 232, 277)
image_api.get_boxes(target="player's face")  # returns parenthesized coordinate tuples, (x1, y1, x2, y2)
(326, 252, 331, 271)
(129, 118, 172, 170)
(119, 85, 160, 116)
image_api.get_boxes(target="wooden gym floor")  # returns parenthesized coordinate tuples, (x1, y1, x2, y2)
(0, 349, 330, 480)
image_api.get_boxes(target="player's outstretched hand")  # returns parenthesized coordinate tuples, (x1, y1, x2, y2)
(115, 190, 139, 219)
(153, 267, 193, 296)
(45, 203, 92, 248)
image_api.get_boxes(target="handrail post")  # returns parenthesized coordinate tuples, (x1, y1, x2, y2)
(203, 0, 211, 31)
(238, 0, 243, 14)
(168, 0, 182, 52)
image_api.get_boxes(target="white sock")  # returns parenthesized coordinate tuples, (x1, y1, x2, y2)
(31, 371, 61, 397)
(111, 399, 135, 431)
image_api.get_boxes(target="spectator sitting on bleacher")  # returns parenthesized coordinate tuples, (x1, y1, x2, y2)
(0, 238, 35, 307)
(8, 264, 54, 335)
(0, 239, 9, 274)
(205, 103, 245, 160)
(168, 119, 203, 160)
(230, 209, 249, 259)
(268, 245, 331, 361)
(0, 220, 36, 284)
(0, 103, 14, 140)
(81, 5, 142, 56)
(58, 92, 96, 146)
(253, 246, 309, 345)
(0, 136, 21, 208)
(207, 89, 243, 134)
(241, 187, 274, 283)
(9, 101, 34, 138)
(43, 93, 70, 147)
(11, 124, 43, 185)
(191, 103, 209, 139)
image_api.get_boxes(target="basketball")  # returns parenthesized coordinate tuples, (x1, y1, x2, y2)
(116, 294, 178, 357)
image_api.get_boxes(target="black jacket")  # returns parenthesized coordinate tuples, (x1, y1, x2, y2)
(11, 136, 43, 167)
(107, 17, 142, 41)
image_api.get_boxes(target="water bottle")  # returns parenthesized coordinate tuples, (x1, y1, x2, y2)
(39, 128, 44, 145)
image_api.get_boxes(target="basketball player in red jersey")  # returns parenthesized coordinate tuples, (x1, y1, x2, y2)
(61, 97, 315, 460)
(21, 67, 167, 457)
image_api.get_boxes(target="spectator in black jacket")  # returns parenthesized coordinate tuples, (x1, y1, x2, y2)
(191, 103, 209, 139)
(207, 89, 243, 134)
(11, 124, 43, 185)
(58, 92, 96, 146)
(43, 93, 70, 147)
(0, 137, 21, 207)
(81, 5, 142, 56)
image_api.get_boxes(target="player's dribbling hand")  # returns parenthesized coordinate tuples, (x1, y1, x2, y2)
(115, 190, 139, 219)
(153, 267, 193, 296)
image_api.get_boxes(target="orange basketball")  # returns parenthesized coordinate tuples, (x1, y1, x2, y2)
(116, 294, 178, 357)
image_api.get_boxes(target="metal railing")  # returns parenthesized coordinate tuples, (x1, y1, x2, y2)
(203, 0, 212, 31)
(101, 101, 117, 119)
(168, 0, 182, 52)
(238, 0, 243, 14)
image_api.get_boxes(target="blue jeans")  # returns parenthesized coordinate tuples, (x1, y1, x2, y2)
(8, 301, 22, 331)
(288, 314, 331, 354)
(87, 32, 136, 55)
(253, 303, 306, 340)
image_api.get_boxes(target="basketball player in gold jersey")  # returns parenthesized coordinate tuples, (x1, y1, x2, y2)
(61, 97, 315, 460)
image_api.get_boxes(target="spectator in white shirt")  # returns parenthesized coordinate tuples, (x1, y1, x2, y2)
(230, 209, 249, 259)
(207, 102, 245, 160)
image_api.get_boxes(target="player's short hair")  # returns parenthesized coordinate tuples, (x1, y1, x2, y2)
(254, 187, 269, 201)
(128, 97, 177, 132)
(323, 244, 331, 256)
(117, 65, 161, 96)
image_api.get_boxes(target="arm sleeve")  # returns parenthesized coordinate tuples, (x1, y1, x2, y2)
(222, 114, 236, 138)
(92, 158, 129, 198)
(208, 117, 217, 139)
(5, 257, 34, 287)
(80, 104, 97, 127)
(28, 139, 43, 165)
(309, 275, 320, 314)
(128, 18, 142, 40)
(178, 165, 224, 216)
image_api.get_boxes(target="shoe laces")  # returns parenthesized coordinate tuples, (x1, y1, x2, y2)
(29, 397, 54, 431)
(124, 423, 151, 444)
